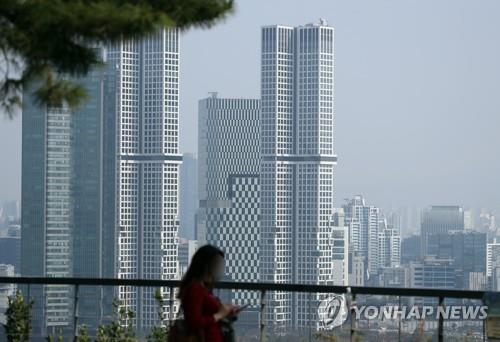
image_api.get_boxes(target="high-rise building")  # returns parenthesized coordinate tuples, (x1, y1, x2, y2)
(107, 29, 181, 332)
(260, 21, 336, 328)
(420, 206, 464, 257)
(21, 55, 114, 337)
(378, 218, 401, 269)
(487, 239, 500, 278)
(22, 30, 181, 337)
(178, 238, 198, 276)
(198, 95, 261, 305)
(343, 195, 381, 278)
(401, 234, 421, 265)
(22, 95, 77, 337)
(426, 230, 486, 289)
(179, 153, 198, 239)
(331, 209, 348, 286)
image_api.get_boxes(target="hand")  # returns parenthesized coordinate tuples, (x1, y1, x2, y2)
(230, 305, 241, 316)
(214, 303, 235, 321)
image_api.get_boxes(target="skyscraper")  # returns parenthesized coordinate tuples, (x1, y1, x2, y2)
(22, 101, 73, 336)
(22, 29, 181, 337)
(343, 195, 381, 278)
(487, 239, 500, 278)
(68, 58, 117, 332)
(331, 209, 349, 286)
(198, 94, 261, 310)
(107, 29, 181, 332)
(179, 153, 198, 239)
(378, 218, 401, 269)
(21, 51, 113, 337)
(260, 21, 336, 328)
(421, 206, 464, 257)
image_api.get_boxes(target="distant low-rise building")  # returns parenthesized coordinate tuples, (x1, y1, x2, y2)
(377, 266, 409, 288)
(0, 225, 20, 273)
(349, 251, 366, 286)
(410, 257, 457, 289)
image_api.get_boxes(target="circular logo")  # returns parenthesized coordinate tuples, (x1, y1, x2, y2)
(317, 294, 348, 330)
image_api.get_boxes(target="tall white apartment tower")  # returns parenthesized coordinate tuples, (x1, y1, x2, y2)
(343, 195, 381, 279)
(107, 29, 181, 332)
(260, 21, 336, 329)
(331, 208, 349, 286)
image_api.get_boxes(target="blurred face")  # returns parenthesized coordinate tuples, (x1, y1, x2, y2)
(212, 254, 225, 282)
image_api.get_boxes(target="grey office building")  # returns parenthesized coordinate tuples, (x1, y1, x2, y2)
(421, 206, 464, 257)
(260, 21, 336, 329)
(179, 153, 198, 239)
(427, 230, 486, 289)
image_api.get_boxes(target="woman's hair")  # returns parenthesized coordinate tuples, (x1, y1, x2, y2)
(179, 244, 224, 298)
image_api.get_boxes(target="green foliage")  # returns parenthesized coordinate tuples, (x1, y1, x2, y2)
(0, 0, 233, 115)
(146, 289, 169, 342)
(45, 330, 63, 342)
(3, 290, 33, 342)
(313, 331, 340, 341)
(76, 325, 91, 342)
(96, 298, 137, 342)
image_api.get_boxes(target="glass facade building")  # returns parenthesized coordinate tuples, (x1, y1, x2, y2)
(421, 206, 464, 257)
(21, 54, 113, 337)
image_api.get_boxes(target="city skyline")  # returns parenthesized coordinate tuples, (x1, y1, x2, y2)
(2, 0, 500, 210)
(1, 1, 500, 340)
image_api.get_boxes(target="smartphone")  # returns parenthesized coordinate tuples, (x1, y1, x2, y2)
(237, 303, 250, 312)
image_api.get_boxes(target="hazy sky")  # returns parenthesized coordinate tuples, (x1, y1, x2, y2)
(1, 0, 500, 209)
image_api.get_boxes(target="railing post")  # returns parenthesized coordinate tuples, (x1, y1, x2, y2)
(350, 292, 357, 342)
(73, 284, 79, 342)
(259, 289, 266, 342)
(398, 295, 401, 342)
(169, 286, 175, 327)
(308, 292, 312, 342)
(438, 296, 444, 342)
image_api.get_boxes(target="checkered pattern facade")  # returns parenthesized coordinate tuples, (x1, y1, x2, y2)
(198, 96, 260, 307)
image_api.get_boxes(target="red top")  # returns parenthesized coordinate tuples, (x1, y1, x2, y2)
(182, 282, 223, 342)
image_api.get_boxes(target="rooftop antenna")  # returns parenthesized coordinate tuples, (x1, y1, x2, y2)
(319, 18, 328, 26)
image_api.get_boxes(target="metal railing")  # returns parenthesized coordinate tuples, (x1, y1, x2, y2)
(0, 276, 489, 342)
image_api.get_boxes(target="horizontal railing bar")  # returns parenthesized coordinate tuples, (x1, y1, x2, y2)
(0, 277, 486, 300)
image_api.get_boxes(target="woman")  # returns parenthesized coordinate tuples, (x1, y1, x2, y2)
(179, 244, 238, 342)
